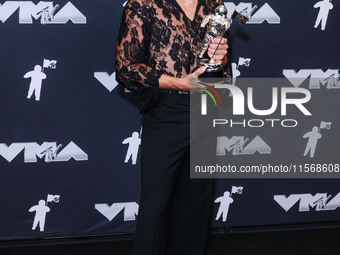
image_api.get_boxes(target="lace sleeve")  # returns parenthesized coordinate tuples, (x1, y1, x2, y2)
(115, 1, 163, 112)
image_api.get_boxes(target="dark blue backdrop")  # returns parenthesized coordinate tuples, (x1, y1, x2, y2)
(0, 0, 339, 241)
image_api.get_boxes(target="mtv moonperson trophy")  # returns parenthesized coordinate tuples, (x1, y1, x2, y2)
(198, 5, 256, 81)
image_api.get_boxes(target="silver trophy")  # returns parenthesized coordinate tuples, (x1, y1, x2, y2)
(198, 5, 256, 80)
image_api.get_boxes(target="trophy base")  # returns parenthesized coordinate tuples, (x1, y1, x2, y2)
(199, 59, 224, 83)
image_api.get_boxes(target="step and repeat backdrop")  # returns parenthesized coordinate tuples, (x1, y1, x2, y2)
(0, 0, 339, 241)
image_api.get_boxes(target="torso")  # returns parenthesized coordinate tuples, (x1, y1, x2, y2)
(175, 0, 198, 21)
(120, 0, 222, 78)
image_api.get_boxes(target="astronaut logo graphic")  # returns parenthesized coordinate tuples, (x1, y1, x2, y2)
(215, 186, 243, 222)
(232, 57, 252, 78)
(29, 194, 60, 232)
(24, 65, 46, 101)
(122, 128, 142, 165)
(303, 127, 322, 158)
(303, 121, 332, 158)
(24, 59, 57, 101)
(314, 0, 333, 30)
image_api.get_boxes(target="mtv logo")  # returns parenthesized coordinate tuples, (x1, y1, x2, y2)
(216, 135, 271, 156)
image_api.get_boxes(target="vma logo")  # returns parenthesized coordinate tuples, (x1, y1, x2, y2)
(0, 142, 88, 163)
(94, 71, 118, 92)
(0, 1, 86, 24)
(274, 192, 340, 212)
(283, 69, 340, 89)
(95, 202, 139, 222)
(225, 2, 280, 24)
(216, 135, 271, 156)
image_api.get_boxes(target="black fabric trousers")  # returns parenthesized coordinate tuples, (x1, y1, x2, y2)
(133, 93, 214, 255)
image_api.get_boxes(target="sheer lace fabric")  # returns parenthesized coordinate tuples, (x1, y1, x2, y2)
(115, 0, 228, 112)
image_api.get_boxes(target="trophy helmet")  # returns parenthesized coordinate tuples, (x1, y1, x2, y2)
(215, 5, 228, 17)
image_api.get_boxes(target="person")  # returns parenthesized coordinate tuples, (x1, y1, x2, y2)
(115, 0, 231, 254)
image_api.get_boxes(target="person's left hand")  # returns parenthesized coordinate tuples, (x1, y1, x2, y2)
(207, 37, 228, 63)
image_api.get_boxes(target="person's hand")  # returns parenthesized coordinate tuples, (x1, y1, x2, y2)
(180, 66, 207, 92)
(159, 67, 206, 92)
(207, 37, 228, 63)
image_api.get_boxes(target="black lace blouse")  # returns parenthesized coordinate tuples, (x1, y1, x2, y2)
(115, 0, 231, 112)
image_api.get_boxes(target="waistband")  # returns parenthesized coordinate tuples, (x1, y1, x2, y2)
(159, 89, 189, 94)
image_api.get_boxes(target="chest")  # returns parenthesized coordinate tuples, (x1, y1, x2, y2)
(149, 2, 210, 43)
(175, 0, 198, 21)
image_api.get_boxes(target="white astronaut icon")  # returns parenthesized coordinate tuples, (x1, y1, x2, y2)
(28, 194, 60, 232)
(28, 200, 50, 232)
(314, 0, 333, 30)
(302, 121, 332, 158)
(122, 131, 141, 165)
(24, 65, 46, 101)
(215, 186, 243, 222)
(303, 126, 322, 158)
(215, 191, 234, 222)
(232, 57, 251, 78)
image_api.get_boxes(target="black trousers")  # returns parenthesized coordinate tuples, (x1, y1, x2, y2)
(133, 93, 214, 255)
